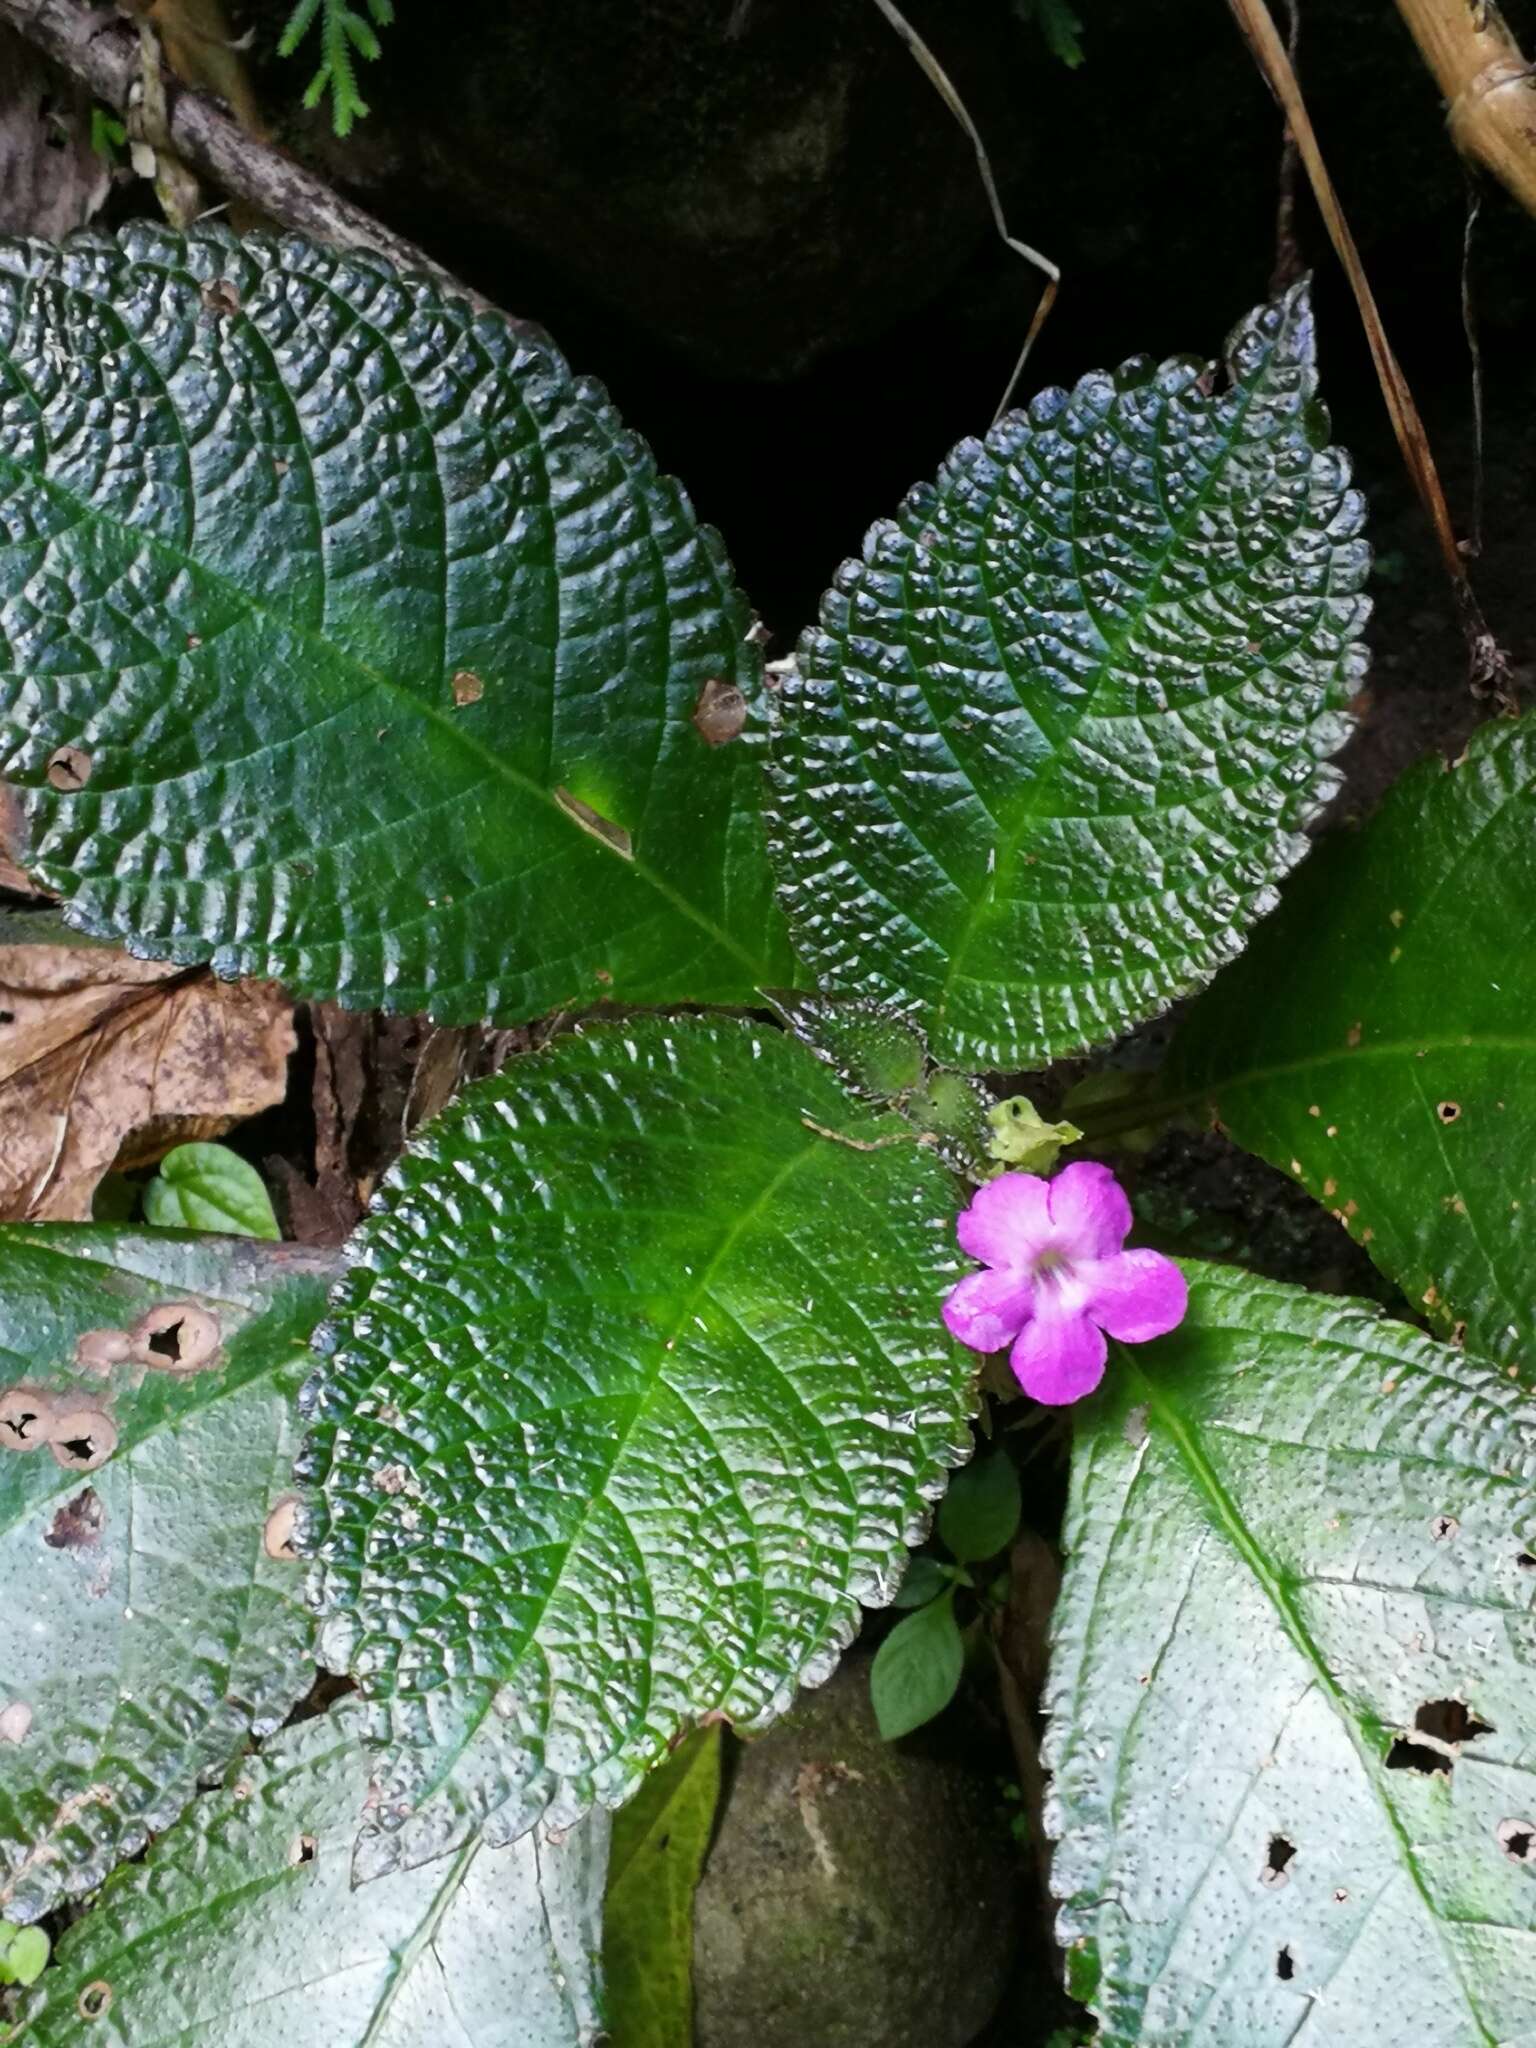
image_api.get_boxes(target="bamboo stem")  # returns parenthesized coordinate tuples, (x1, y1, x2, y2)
(1395, 0, 1536, 221)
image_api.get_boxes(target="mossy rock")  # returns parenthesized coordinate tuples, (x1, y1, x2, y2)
(693, 1656, 1017, 2048)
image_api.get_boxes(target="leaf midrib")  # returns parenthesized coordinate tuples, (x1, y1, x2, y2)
(0, 312, 771, 986)
(369, 1124, 828, 1823)
(1124, 1348, 1500, 2047)
(930, 305, 1291, 1031)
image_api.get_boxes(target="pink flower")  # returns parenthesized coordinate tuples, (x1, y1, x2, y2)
(942, 1162, 1187, 1405)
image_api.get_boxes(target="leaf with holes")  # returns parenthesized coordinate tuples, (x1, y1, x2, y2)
(0, 224, 791, 1023)
(14, 1707, 609, 2047)
(766, 282, 1368, 1070)
(1046, 1263, 1536, 2048)
(0, 1227, 336, 1921)
(302, 1015, 976, 1877)
(1161, 711, 1536, 1370)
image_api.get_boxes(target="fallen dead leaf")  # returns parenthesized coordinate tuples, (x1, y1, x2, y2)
(0, 29, 111, 239)
(0, 927, 293, 1220)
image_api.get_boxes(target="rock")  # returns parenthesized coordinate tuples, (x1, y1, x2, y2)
(693, 1655, 1018, 2048)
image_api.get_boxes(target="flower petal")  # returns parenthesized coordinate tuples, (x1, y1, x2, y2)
(1082, 1249, 1188, 1344)
(955, 1172, 1053, 1267)
(1009, 1301, 1107, 1405)
(1045, 1160, 1133, 1261)
(943, 1267, 1035, 1354)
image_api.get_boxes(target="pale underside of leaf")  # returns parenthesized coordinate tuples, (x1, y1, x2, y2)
(0, 1228, 336, 1921)
(1046, 1263, 1536, 2048)
(1164, 710, 1536, 1371)
(0, 223, 790, 1024)
(17, 1707, 609, 2048)
(767, 281, 1369, 1071)
(302, 1016, 975, 1876)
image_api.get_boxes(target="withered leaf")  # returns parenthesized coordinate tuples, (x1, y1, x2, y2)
(0, 931, 293, 1220)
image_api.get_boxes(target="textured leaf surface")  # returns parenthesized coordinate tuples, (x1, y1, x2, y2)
(1046, 1264, 1536, 2048)
(602, 1727, 721, 2048)
(14, 1709, 609, 2048)
(0, 224, 790, 1021)
(303, 1016, 975, 1875)
(0, 1228, 334, 1920)
(1162, 713, 1536, 1370)
(767, 284, 1368, 1070)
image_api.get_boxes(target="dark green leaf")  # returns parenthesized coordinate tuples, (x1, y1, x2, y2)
(1162, 712, 1536, 1368)
(767, 284, 1367, 1070)
(142, 1142, 281, 1240)
(0, 225, 790, 1024)
(870, 1594, 964, 1740)
(603, 1726, 721, 2048)
(891, 1553, 952, 1608)
(1048, 1263, 1536, 2047)
(937, 1450, 1021, 1562)
(14, 1709, 608, 2047)
(765, 991, 926, 1101)
(304, 1016, 975, 1877)
(0, 1227, 335, 1920)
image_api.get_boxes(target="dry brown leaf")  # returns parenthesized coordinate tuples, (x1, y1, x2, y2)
(0, 938, 294, 1220)
(0, 27, 110, 239)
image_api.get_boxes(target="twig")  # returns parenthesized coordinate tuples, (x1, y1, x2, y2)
(869, 0, 1059, 423)
(1269, 0, 1303, 294)
(1461, 175, 1486, 559)
(1226, 0, 1511, 704)
(1394, 0, 1536, 222)
(799, 1113, 932, 1153)
(0, 0, 527, 325)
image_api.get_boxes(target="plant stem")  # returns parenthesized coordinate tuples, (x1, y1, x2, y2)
(1394, 0, 1536, 222)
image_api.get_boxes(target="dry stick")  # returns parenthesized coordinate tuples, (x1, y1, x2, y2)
(1269, 0, 1303, 294)
(1395, 0, 1536, 222)
(1226, 0, 1510, 702)
(0, 0, 525, 325)
(1461, 176, 1486, 559)
(869, 0, 1059, 423)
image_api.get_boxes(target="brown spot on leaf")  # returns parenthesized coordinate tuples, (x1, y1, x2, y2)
(372, 1462, 409, 1495)
(78, 1981, 113, 2023)
(48, 1406, 117, 1472)
(691, 675, 749, 746)
(450, 669, 484, 707)
(75, 1328, 131, 1372)
(46, 1486, 104, 1550)
(1346, 1020, 1362, 1048)
(287, 1832, 318, 1866)
(46, 744, 92, 792)
(200, 277, 241, 318)
(0, 1701, 32, 1744)
(129, 1302, 221, 1373)
(1437, 1101, 1461, 1124)
(554, 787, 633, 860)
(263, 1495, 301, 1560)
(0, 1385, 55, 1449)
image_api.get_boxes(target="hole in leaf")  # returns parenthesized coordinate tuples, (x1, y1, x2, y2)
(1384, 1737, 1452, 1776)
(287, 1832, 317, 1866)
(264, 1495, 301, 1560)
(1518, 1552, 1536, 1572)
(553, 786, 633, 861)
(1430, 1514, 1459, 1541)
(45, 1486, 104, 1550)
(1261, 1835, 1296, 1888)
(1276, 1946, 1296, 1982)
(0, 1009, 12, 1025)
(46, 744, 92, 791)
(1415, 1698, 1493, 1746)
(78, 1980, 112, 2022)
(1437, 1100, 1461, 1124)
(47, 1408, 117, 1472)
(1498, 1818, 1536, 1863)
(129, 1303, 221, 1373)
(0, 1387, 50, 1447)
